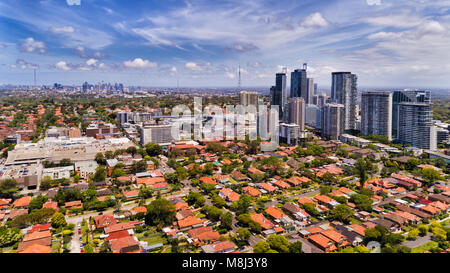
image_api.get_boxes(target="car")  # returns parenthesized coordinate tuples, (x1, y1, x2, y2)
(81, 249, 84, 253)
(78, 230, 81, 235)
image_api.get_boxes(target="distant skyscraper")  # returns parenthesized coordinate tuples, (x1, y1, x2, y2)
(331, 72, 358, 130)
(361, 91, 393, 141)
(305, 78, 314, 104)
(270, 72, 287, 120)
(314, 83, 318, 95)
(288, 97, 305, 131)
(398, 102, 436, 150)
(239, 91, 259, 108)
(322, 103, 345, 140)
(305, 104, 321, 129)
(290, 69, 307, 100)
(392, 90, 431, 140)
(82, 81, 88, 93)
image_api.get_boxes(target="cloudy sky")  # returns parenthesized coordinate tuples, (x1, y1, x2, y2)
(1, 0, 450, 88)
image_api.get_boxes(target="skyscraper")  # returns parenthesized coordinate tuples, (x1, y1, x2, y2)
(331, 72, 358, 130)
(290, 69, 307, 100)
(270, 72, 287, 120)
(398, 102, 436, 150)
(361, 91, 393, 141)
(322, 103, 345, 140)
(239, 91, 259, 108)
(305, 104, 321, 129)
(305, 78, 314, 104)
(392, 90, 431, 140)
(288, 97, 305, 131)
(82, 81, 89, 93)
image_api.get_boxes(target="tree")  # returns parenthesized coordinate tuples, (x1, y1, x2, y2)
(93, 166, 106, 182)
(28, 195, 48, 212)
(104, 150, 114, 159)
(212, 195, 226, 208)
(253, 241, 270, 253)
(202, 205, 223, 221)
(289, 241, 303, 253)
(164, 173, 180, 185)
(364, 228, 382, 242)
(332, 204, 354, 223)
(187, 191, 205, 207)
(145, 198, 176, 227)
(146, 142, 162, 157)
(95, 152, 106, 165)
(350, 194, 373, 212)
(131, 160, 147, 174)
(0, 179, 18, 198)
(406, 159, 419, 170)
(51, 212, 67, 228)
(126, 146, 137, 156)
(39, 176, 52, 191)
(237, 228, 251, 240)
(232, 194, 251, 215)
(0, 227, 23, 248)
(112, 168, 126, 178)
(220, 211, 233, 230)
(421, 168, 442, 186)
(354, 158, 368, 187)
(267, 234, 290, 253)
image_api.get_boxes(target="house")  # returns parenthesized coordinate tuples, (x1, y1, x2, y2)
(265, 206, 287, 220)
(243, 186, 261, 197)
(250, 213, 274, 230)
(200, 177, 217, 185)
(64, 200, 83, 210)
(258, 182, 277, 193)
(13, 196, 32, 208)
(308, 233, 337, 252)
(273, 180, 290, 190)
(248, 167, 264, 175)
(123, 190, 140, 199)
(313, 195, 339, 209)
(391, 173, 422, 189)
(201, 240, 236, 253)
(188, 226, 220, 244)
(321, 229, 350, 248)
(334, 225, 363, 246)
(94, 214, 117, 229)
(104, 221, 139, 235)
(130, 206, 147, 215)
(176, 216, 207, 231)
(17, 230, 52, 253)
(219, 188, 240, 202)
(42, 202, 58, 211)
(109, 236, 142, 253)
(230, 170, 249, 182)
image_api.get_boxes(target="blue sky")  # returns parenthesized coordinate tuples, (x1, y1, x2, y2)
(1, 0, 450, 88)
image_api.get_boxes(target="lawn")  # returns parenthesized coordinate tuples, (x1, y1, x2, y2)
(135, 232, 167, 245)
(349, 217, 362, 225)
(411, 241, 439, 253)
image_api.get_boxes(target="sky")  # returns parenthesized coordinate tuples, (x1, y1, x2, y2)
(1, 0, 450, 88)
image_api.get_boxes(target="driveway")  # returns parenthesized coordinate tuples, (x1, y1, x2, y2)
(70, 222, 82, 253)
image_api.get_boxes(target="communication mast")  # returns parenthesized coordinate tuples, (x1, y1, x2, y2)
(238, 64, 241, 89)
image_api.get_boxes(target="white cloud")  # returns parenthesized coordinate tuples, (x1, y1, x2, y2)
(123, 58, 157, 69)
(367, 0, 381, 6)
(364, 12, 423, 28)
(66, 0, 81, 6)
(226, 72, 235, 79)
(300, 13, 329, 28)
(0, 43, 6, 49)
(19, 37, 46, 54)
(171, 66, 177, 73)
(49, 26, 75, 34)
(55, 61, 71, 71)
(86, 58, 97, 66)
(185, 62, 203, 71)
(12, 59, 38, 70)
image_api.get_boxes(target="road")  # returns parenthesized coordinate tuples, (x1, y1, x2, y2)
(70, 222, 82, 253)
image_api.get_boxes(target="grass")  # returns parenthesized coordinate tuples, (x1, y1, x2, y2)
(411, 241, 439, 253)
(349, 217, 362, 225)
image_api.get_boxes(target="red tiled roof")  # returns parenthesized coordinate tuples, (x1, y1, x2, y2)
(265, 206, 287, 219)
(200, 177, 217, 185)
(250, 213, 274, 230)
(42, 201, 58, 210)
(13, 196, 32, 208)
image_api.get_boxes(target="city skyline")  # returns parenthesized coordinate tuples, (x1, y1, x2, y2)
(1, 0, 450, 88)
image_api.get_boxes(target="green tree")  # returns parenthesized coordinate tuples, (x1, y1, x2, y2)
(253, 240, 270, 253)
(145, 142, 163, 157)
(145, 198, 176, 227)
(267, 234, 290, 253)
(354, 158, 368, 187)
(212, 195, 226, 208)
(237, 228, 251, 240)
(0, 179, 18, 198)
(95, 152, 106, 165)
(28, 195, 48, 212)
(220, 211, 233, 230)
(51, 212, 67, 228)
(421, 168, 442, 186)
(332, 204, 354, 223)
(289, 241, 303, 253)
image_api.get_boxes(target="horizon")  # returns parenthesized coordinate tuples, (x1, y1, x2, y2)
(1, 0, 450, 88)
